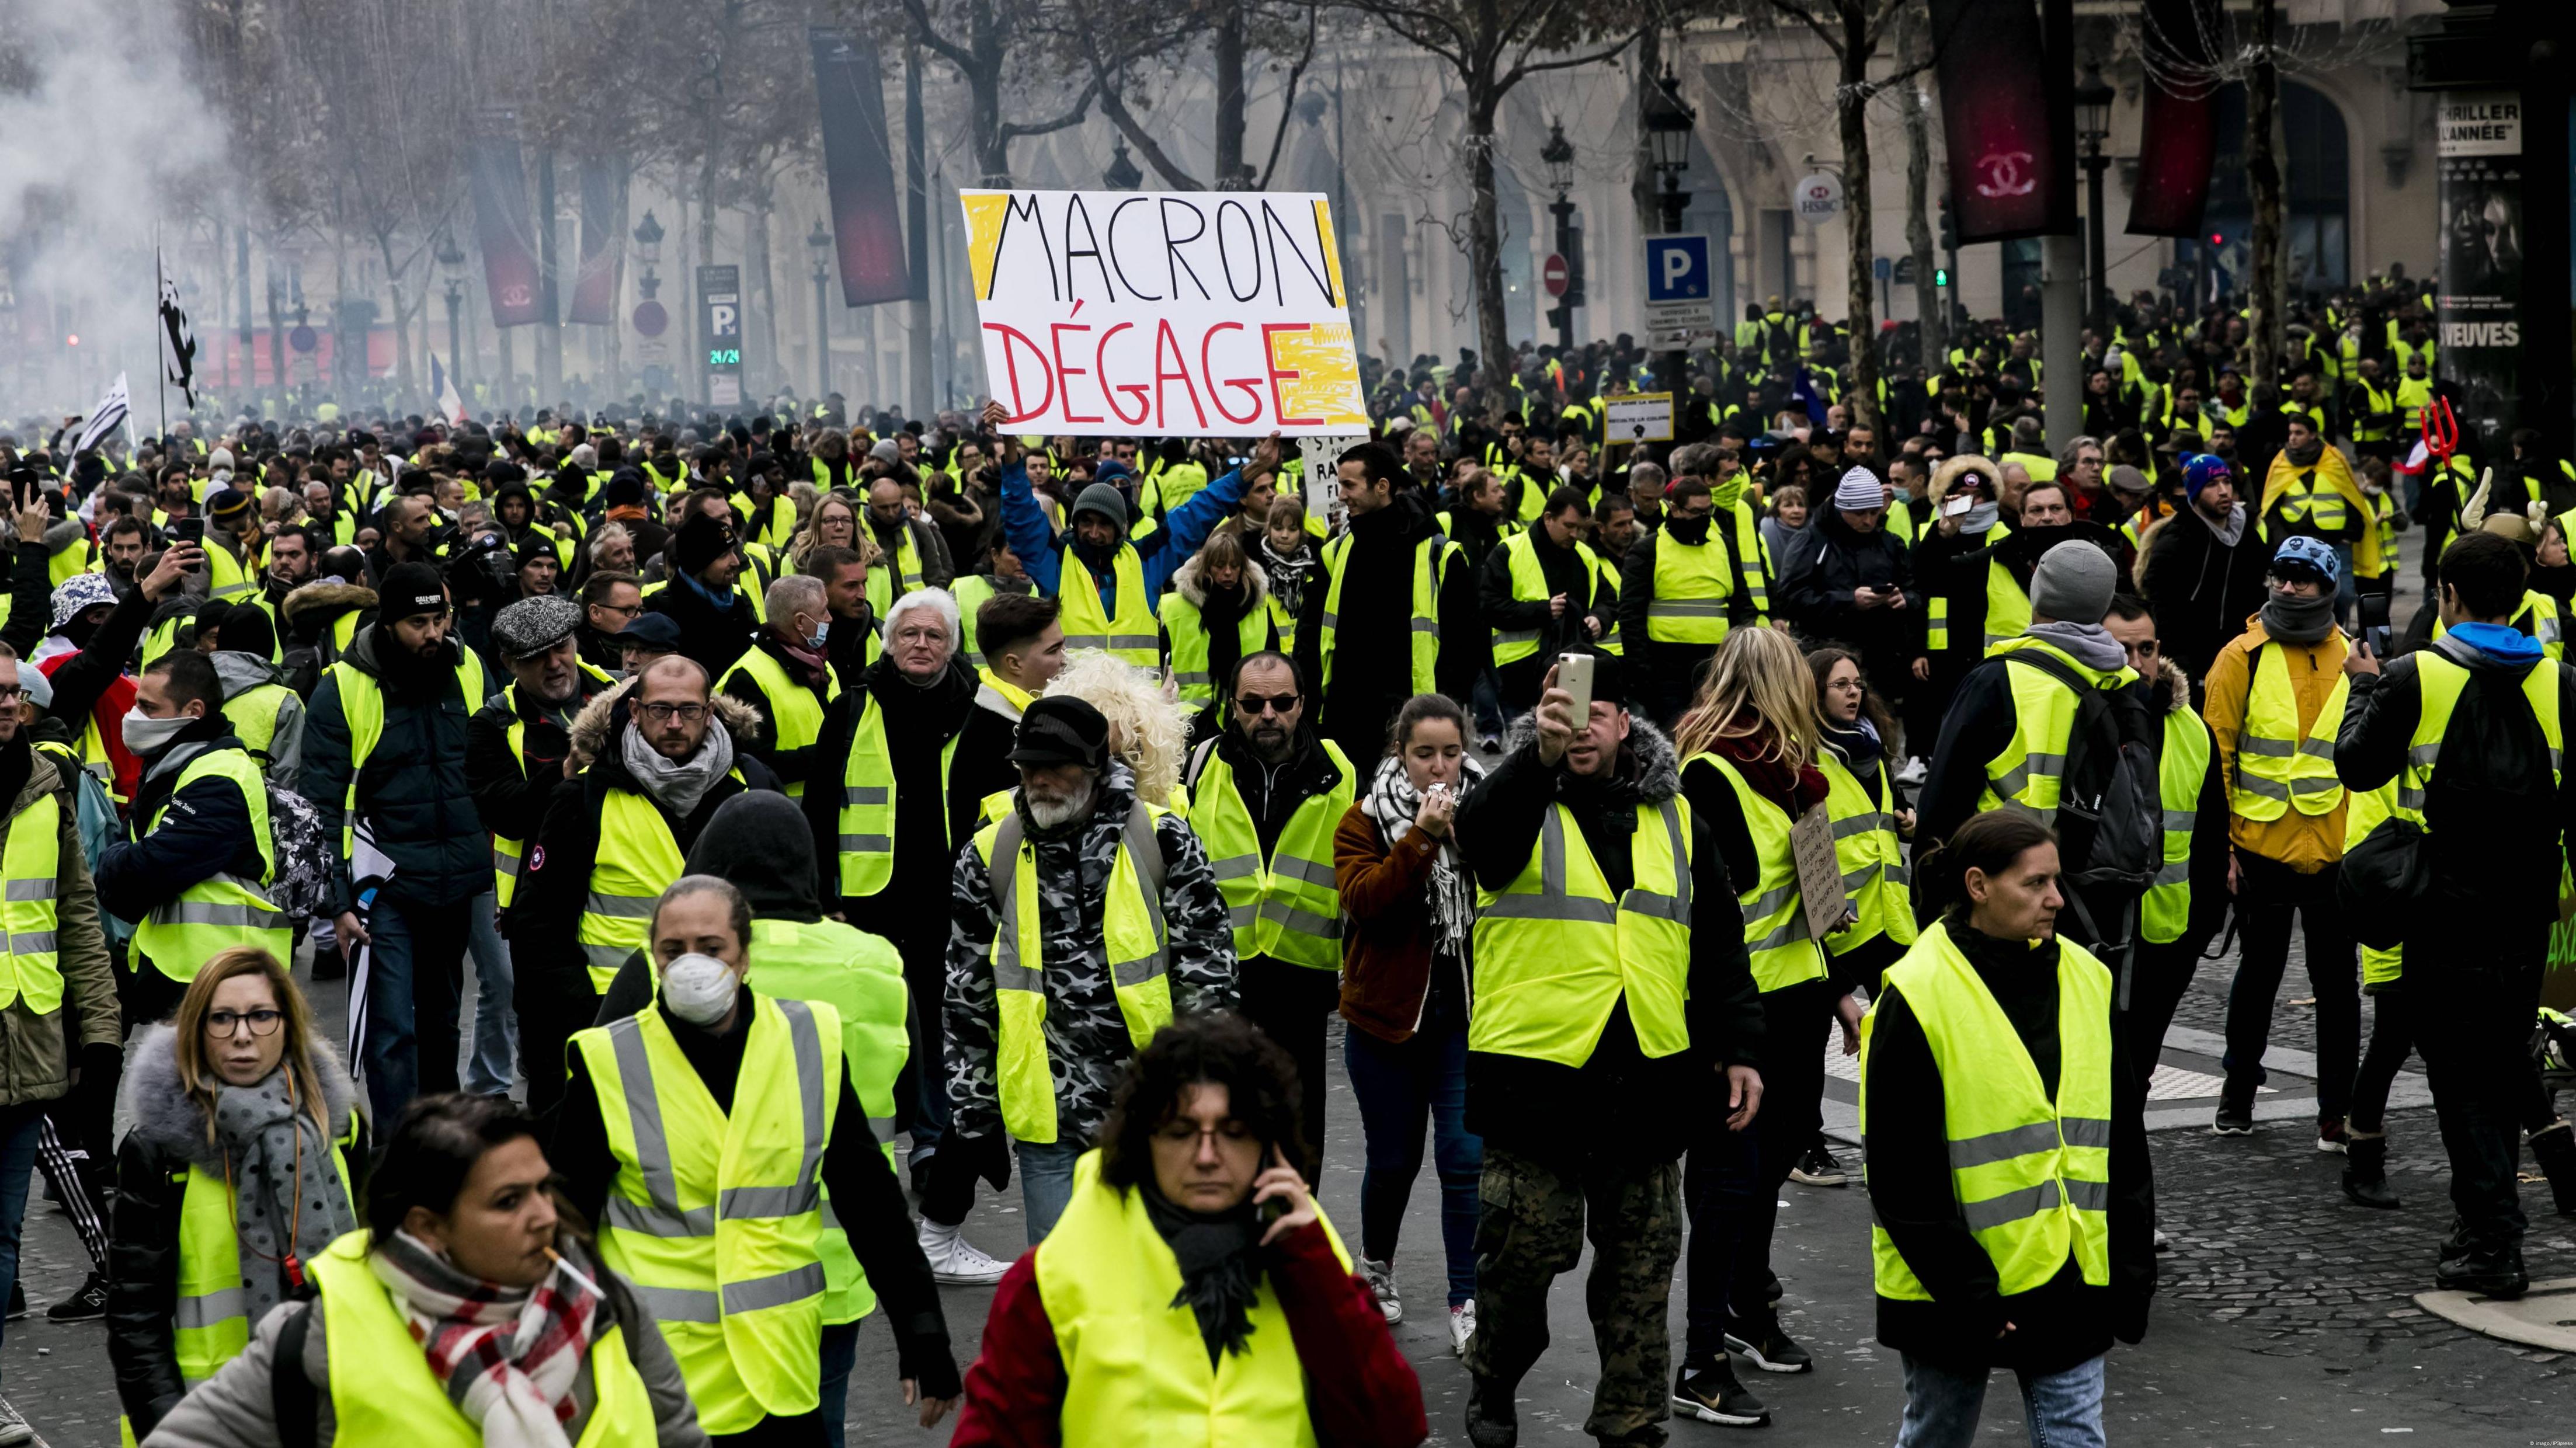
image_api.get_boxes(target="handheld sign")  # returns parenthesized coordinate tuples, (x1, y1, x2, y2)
(962, 189, 1369, 437)
(1603, 392, 1674, 444)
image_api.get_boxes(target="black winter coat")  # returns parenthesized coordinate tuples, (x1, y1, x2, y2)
(1781, 507, 1922, 663)
(298, 626, 491, 910)
(642, 576, 758, 679)
(2137, 506, 2271, 683)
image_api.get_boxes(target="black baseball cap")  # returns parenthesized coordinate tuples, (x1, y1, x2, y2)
(617, 613, 684, 652)
(1010, 696, 1110, 770)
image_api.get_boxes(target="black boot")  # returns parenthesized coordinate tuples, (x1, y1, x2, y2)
(2342, 1129, 2400, 1210)
(1464, 1376, 1519, 1448)
(2530, 1122, 2576, 1216)
(311, 944, 346, 981)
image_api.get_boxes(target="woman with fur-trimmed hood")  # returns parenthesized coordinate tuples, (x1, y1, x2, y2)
(499, 661, 781, 1117)
(1159, 529, 1277, 716)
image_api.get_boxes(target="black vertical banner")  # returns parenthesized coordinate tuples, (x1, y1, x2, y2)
(2437, 92, 2525, 457)
(1928, 0, 2069, 243)
(811, 28, 910, 307)
(2126, 0, 2219, 238)
(469, 123, 544, 328)
(568, 159, 623, 325)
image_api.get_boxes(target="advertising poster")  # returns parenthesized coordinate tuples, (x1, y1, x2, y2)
(2436, 91, 2524, 455)
(961, 189, 1368, 436)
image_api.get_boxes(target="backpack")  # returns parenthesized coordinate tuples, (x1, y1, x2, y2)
(264, 786, 335, 923)
(50, 756, 133, 947)
(1995, 649, 2162, 951)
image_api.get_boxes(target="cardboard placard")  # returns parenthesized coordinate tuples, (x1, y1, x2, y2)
(1790, 801, 1850, 944)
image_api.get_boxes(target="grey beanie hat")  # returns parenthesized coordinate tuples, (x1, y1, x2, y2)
(491, 593, 583, 660)
(2029, 540, 2118, 625)
(1071, 482, 1128, 531)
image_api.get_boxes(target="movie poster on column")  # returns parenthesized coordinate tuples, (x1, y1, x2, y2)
(961, 189, 1369, 436)
(2436, 92, 2524, 455)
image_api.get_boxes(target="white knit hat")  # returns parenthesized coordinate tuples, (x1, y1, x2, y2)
(1831, 466, 1884, 511)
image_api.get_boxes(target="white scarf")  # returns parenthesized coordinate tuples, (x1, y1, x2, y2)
(1361, 753, 1484, 957)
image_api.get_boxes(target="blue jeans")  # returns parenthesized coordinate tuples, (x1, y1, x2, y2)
(1896, 1352, 2106, 1448)
(465, 894, 517, 1097)
(1016, 1137, 1089, 1245)
(363, 890, 471, 1124)
(818, 1319, 861, 1448)
(0, 1104, 45, 1386)
(1470, 665, 1506, 739)
(1343, 998, 1482, 1307)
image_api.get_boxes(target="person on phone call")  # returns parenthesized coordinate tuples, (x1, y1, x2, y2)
(1480, 487, 1619, 717)
(945, 1011, 1426, 1448)
(1860, 811, 2155, 1448)
(1453, 645, 1764, 1447)
(2199, 537, 2358, 1144)
(1782, 467, 1919, 711)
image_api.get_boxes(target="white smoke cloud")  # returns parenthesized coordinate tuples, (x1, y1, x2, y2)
(0, 0, 231, 425)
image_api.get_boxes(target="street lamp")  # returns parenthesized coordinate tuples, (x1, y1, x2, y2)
(2074, 62, 2116, 318)
(809, 219, 833, 402)
(1643, 71, 1696, 390)
(1103, 141, 1143, 192)
(1542, 120, 1580, 351)
(434, 232, 465, 388)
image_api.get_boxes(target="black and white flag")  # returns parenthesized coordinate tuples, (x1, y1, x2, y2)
(72, 373, 130, 457)
(158, 252, 197, 408)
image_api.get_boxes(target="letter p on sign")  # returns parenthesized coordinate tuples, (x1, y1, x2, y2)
(1663, 249, 1693, 289)
(1643, 235, 1709, 304)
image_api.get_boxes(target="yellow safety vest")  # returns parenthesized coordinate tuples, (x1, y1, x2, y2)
(863, 524, 927, 618)
(221, 681, 296, 767)
(1647, 532, 1733, 645)
(973, 800, 1173, 1145)
(1861, 921, 2113, 1301)
(1976, 637, 2139, 825)
(1036, 1150, 1353, 1448)
(1315, 531, 1443, 694)
(717, 646, 841, 800)
(1183, 740, 1353, 969)
(491, 669, 614, 909)
(1056, 543, 1160, 669)
(1160, 592, 1271, 705)
(171, 1118, 358, 1388)
(2393, 652, 2565, 824)
(2266, 469, 2351, 534)
(1819, 750, 1915, 960)
(204, 533, 256, 601)
(0, 792, 60, 1015)
(2228, 640, 2349, 820)
(328, 649, 487, 854)
(2344, 779, 2406, 989)
(2143, 708, 2213, 946)
(131, 748, 287, 982)
(1687, 753, 1829, 992)
(832, 695, 960, 899)
(746, 917, 907, 1326)
(578, 772, 742, 991)
(1490, 531, 1618, 666)
(575, 993, 841, 1435)
(1468, 797, 1693, 1068)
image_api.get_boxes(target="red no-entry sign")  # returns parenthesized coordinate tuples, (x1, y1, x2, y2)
(1543, 253, 1569, 297)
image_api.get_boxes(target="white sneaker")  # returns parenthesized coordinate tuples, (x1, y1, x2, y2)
(1358, 1257, 1403, 1324)
(1448, 1300, 1477, 1357)
(917, 1219, 1012, 1285)
(0, 1395, 32, 1448)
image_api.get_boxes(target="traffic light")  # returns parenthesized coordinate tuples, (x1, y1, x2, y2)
(1934, 267, 1950, 289)
(1938, 195, 1955, 252)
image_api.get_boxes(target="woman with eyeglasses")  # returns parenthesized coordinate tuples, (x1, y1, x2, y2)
(109, 947, 366, 1443)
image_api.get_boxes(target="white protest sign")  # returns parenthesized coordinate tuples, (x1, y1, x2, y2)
(962, 189, 1370, 437)
(1602, 392, 1674, 444)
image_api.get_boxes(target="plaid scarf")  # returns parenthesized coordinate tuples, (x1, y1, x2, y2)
(369, 1230, 603, 1448)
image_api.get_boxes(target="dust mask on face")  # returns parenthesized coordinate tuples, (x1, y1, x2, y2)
(120, 707, 194, 759)
(658, 952, 738, 1027)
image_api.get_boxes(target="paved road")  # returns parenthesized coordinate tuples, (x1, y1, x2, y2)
(10, 947, 2566, 1447)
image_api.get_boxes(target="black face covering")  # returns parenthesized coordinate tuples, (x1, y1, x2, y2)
(60, 614, 102, 651)
(1664, 513, 1713, 546)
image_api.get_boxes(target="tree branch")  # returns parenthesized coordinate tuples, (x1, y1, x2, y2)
(899, 0, 975, 74)
(1501, 29, 1642, 91)
(1253, 6, 1320, 189)
(999, 79, 1100, 140)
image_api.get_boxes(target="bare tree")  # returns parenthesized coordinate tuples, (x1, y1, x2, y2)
(1066, 0, 1317, 190)
(1898, 4, 1941, 366)
(892, 0, 1097, 183)
(1326, 2, 1643, 374)
(2244, 0, 2282, 390)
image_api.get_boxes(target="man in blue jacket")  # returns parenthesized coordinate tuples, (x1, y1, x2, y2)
(300, 561, 502, 1120)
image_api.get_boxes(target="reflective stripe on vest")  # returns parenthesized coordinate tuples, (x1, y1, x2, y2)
(491, 670, 612, 908)
(1819, 752, 1914, 961)
(1184, 740, 1353, 968)
(1468, 799, 1692, 1068)
(2143, 708, 2213, 946)
(312, 1227, 659, 1447)
(1647, 534, 1733, 645)
(746, 917, 908, 1325)
(576, 994, 840, 1433)
(1056, 542, 1160, 667)
(1977, 641, 2135, 824)
(863, 524, 927, 618)
(132, 749, 287, 981)
(578, 777, 740, 992)
(0, 792, 61, 1014)
(1161, 593, 1271, 703)
(974, 802, 1171, 1146)
(1980, 558, 2035, 650)
(1862, 921, 2114, 1301)
(174, 1120, 358, 1388)
(1316, 532, 1441, 695)
(2396, 652, 2565, 822)
(2229, 641, 2349, 820)
(1490, 531, 1611, 666)
(835, 698, 959, 899)
(1687, 753, 1828, 992)
(1035, 1149, 1351, 1448)
(718, 646, 840, 799)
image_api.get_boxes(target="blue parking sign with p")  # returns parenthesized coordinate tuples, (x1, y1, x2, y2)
(1644, 235, 1711, 303)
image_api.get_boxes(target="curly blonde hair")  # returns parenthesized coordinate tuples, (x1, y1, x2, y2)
(1047, 650, 1193, 806)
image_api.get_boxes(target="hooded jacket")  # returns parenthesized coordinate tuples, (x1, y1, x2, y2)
(277, 579, 377, 697)
(503, 684, 781, 1000)
(107, 1024, 364, 1436)
(1162, 551, 1277, 705)
(2138, 500, 2273, 683)
(211, 649, 305, 790)
(298, 624, 489, 911)
(640, 569, 759, 679)
(1452, 714, 1763, 1168)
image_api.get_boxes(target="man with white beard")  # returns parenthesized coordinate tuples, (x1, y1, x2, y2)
(941, 694, 1239, 1244)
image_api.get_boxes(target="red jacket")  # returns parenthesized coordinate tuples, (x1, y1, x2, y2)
(947, 1218, 1428, 1448)
(40, 653, 138, 807)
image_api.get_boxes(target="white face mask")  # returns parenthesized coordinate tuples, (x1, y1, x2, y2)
(120, 706, 194, 758)
(659, 952, 739, 1028)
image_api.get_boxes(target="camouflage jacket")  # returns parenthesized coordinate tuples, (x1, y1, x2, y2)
(945, 760, 1238, 1145)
